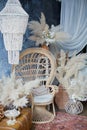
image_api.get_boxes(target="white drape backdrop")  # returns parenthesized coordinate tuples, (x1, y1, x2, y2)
(56, 0, 87, 56)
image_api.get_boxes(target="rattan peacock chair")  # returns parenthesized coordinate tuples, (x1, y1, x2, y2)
(12, 48, 58, 124)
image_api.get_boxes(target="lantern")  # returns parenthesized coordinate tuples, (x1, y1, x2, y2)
(0, 0, 29, 64)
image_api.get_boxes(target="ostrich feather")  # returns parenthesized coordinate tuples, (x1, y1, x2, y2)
(23, 79, 41, 95)
(66, 53, 87, 67)
(55, 32, 70, 41)
(0, 72, 41, 108)
(50, 25, 71, 41)
(67, 74, 87, 100)
(50, 25, 62, 32)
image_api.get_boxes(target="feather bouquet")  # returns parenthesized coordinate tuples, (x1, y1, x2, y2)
(0, 72, 40, 109)
(28, 12, 49, 46)
(28, 12, 70, 46)
(56, 50, 87, 100)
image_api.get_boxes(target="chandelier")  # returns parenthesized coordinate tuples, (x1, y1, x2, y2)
(0, 0, 29, 64)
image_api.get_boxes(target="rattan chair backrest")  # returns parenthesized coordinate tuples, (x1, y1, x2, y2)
(13, 48, 56, 85)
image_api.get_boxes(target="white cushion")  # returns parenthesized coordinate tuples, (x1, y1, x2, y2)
(34, 94, 53, 104)
(32, 85, 49, 96)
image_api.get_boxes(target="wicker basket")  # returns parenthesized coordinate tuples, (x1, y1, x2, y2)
(55, 85, 69, 110)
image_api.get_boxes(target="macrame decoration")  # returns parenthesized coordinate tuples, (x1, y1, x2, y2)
(0, 0, 29, 64)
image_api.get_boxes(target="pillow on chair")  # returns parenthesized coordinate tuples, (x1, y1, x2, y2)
(32, 85, 53, 104)
(32, 85, 49, 96)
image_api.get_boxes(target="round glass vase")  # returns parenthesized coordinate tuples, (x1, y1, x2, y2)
(4, 109, 20, 125)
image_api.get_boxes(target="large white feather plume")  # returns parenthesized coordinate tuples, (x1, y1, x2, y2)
(0, 72, 40, 108)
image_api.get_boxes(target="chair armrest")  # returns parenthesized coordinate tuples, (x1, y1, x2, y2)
(46, 85, 59, 96)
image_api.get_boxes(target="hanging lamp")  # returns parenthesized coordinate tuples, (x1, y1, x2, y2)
(0, 0, 29, 64)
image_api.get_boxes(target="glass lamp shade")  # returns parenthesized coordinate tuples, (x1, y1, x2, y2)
(0, 0, 29, 64)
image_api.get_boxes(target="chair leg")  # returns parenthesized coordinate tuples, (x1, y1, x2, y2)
(52, 102, 56, 117)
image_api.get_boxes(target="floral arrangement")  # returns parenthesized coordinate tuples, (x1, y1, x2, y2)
(0, 72, 40, 109)
(28, 12, 70, 46)
(56, 50, 87, 101)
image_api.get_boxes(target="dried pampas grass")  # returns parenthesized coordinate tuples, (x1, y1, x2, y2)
(28, 12, 70, 46)
(28, 12, 49, 46)
(56, 50, 87, 100)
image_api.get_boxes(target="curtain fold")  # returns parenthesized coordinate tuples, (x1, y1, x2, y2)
(56, 0, 87, 56)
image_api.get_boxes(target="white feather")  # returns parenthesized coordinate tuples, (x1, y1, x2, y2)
(0, 72, 41, 108)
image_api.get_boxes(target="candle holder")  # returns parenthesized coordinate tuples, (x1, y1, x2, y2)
(4, 109, 20, 125)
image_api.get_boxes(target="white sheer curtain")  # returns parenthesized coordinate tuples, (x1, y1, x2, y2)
(56, 0, 87, 56)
